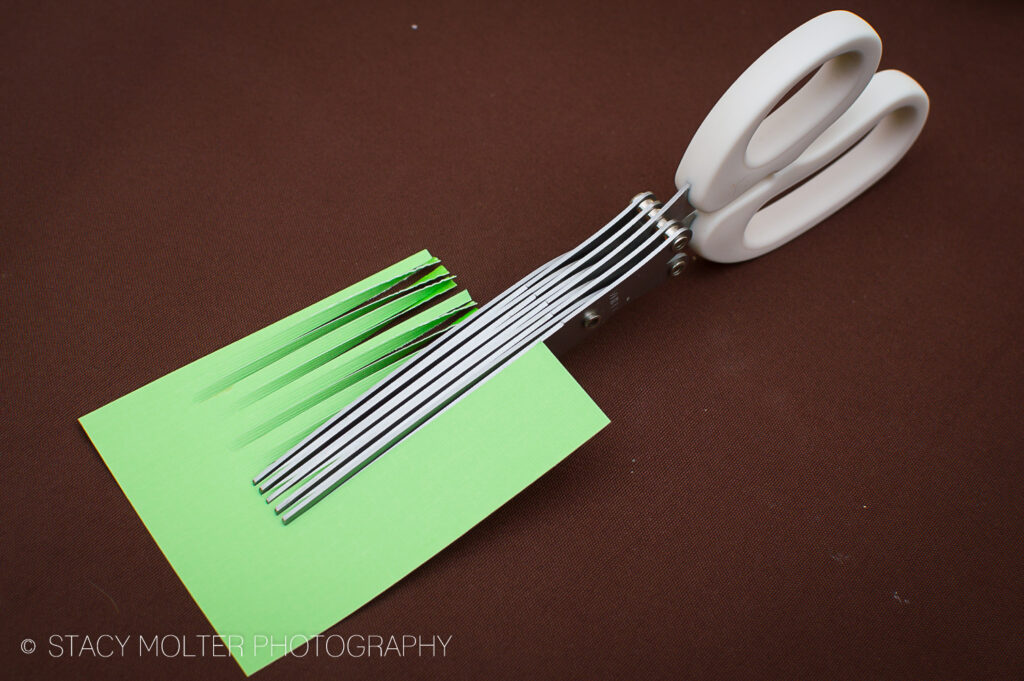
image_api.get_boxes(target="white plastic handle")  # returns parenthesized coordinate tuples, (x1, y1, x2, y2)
(688, 70, 928, 262)
(675, 11, 929, 263)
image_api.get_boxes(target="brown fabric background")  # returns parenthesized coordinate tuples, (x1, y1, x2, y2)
(3, 0, 1022, 678)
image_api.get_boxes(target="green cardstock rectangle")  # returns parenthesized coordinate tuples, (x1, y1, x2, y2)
(78, 252, 609, 675)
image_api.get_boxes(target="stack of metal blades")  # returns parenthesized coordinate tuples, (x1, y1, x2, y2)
(254, 187, 691, 522)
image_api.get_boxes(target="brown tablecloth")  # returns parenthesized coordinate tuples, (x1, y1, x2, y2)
(4, 0, 1022, 678)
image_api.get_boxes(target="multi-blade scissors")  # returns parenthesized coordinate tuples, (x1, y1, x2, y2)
(254, 10, 929, 523)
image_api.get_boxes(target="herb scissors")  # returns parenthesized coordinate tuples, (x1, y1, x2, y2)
(254, 10, 929, 522)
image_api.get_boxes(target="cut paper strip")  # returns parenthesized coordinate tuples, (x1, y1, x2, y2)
(232, 279, 463, 407)
(79, 251, 608, 675)
(197, 253, 444, 400)
(233, 293, 475, 449)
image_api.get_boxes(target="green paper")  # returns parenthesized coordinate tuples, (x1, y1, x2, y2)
(79, 251, 608, 675)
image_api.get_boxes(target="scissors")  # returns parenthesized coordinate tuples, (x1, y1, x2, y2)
(254, 10, 929, 522)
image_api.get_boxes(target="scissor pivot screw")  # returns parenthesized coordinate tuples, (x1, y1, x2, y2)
(659, 219, 692, 252)
(668, 253, 690, 277)
(582, 310, 601, 328)
(637, 198, 662, 216)
(631, 191, 655, 206)
(670, 228, 692, 252)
